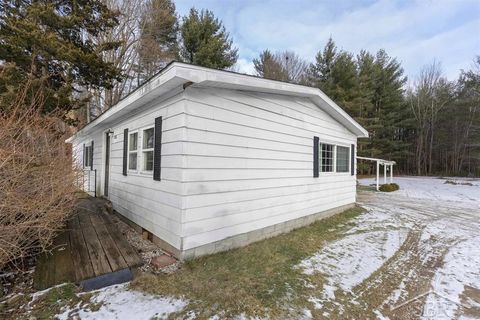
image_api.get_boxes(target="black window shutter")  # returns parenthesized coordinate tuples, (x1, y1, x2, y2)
(153, 116, 163, 181)
(83, 143, 86, 167)
(313, 136, 319, 178)
(351, 144, 355, 176)
(90, 141, 94, 170)
(123, 128, 128, 176)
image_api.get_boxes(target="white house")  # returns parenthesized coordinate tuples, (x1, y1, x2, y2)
(67, 62, 368, 259)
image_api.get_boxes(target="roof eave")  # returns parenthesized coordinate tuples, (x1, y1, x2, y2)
(67, 62, 369, 141)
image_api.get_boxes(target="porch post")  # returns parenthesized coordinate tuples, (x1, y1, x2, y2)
(376, 161, 380, 191)
(390, 164, 393, 183)
(384, 163, 387, 184)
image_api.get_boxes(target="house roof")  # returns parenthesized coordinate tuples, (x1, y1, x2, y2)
(67, 61, 368, 142)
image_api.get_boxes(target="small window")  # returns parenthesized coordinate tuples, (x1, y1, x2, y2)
(128, 132, 138, 170)
(336, 146, 349, 173)
(320, 143, 334, 172)
(84, 145, 92, 167)
(143, 128, 154, 171)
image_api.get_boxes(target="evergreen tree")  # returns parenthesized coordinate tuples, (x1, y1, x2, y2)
(253, 50, 288, 81)
(308, 39, 410, 173)
(137, 0, 179, 79)
(180, 8, 238, 69)
(370, 50, 409, 164)
(0, 0, 123, 116)
(308, 37, 338, 95)
(308, 39, 360, 114)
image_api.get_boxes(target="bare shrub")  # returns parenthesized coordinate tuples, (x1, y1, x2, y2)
(0, 83, 78, 270)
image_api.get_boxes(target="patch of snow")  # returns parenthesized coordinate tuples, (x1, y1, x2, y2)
(302, 308, 312, 319)
(422, 236, 480, 320)
(301, 176, 480, 318)
(56, 283, 187, 320)
(298, 229, 407, 295)
(30, 283, 70, 304)
(308, 296, 323, 309)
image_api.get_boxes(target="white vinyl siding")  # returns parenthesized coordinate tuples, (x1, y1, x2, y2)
(181, 87, 357, 250)
(72, 92, 185, 250)
(70, 86, 358, 255)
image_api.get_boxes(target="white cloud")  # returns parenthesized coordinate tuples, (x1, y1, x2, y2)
(176, 0, 480, 80)
(234, 58, 256, 75)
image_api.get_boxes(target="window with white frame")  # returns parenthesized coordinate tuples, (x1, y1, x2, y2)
(142, 128, 154, 171)
(84, 145, 92, 167)
(336, 146, 349, 172)
(128, 132, 138, 170)
(320, 143, 334, 172)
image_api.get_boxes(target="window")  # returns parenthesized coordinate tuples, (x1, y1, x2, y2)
(143, 128, 154, 171)
(336, 146, 349, 172)
(84, 145, 92, 167)
(128, 132, 138, 170)
(320, 143, 334, 172)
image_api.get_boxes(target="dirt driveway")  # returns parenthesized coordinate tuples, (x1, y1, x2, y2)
(298, 177, 480, 319)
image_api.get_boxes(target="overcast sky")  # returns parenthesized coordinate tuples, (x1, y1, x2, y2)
(175, 0, 480, 81)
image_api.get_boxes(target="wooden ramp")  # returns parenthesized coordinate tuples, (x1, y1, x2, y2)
(34, 197, 143, 291)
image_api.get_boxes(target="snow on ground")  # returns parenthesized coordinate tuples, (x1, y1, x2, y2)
(423, 236, 480, 319)
(42, 176, 478, 319)
(359, 176, 480, 204)
(56, 283, 187, 320)
(299, 176, 480, 319)
(299, 229, 407, 299)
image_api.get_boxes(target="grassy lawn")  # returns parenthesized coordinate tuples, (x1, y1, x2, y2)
(131, 206, 364, 319)
(3, 206, 364, 319)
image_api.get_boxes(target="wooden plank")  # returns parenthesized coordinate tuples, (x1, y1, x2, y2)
(53, 231, 75, 285)
(94, 223, 128, 271)
(82, 227, 112, 276)
(70, 229, 95, 282)
(89, 212, 105, 226)
(67, 214, 80, 230)
(99, 212, 115, 225)
(104, 222, 143, 267)
(78, 210, 93, 228)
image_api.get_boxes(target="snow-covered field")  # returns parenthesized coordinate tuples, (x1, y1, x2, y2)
(299, 176, 480, 319)
(359, 176, 480, 204)
(29, 176, 479, 319)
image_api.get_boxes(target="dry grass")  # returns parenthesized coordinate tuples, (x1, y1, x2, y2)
(0, 83, 78, 270)
(1, 283, 103, 319)
(131, 206, 365, 319)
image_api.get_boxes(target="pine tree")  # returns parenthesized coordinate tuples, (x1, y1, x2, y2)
(308, 39, 360, 114)
(308, 37, 338, 95)
(137, 0, 179, 79)
(180, 8, 238, 69)
(253, 50, 288, 81)
(0, 0, 123, 116)
(308, 39, 411, 173)
(371, 50, 409, 163)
